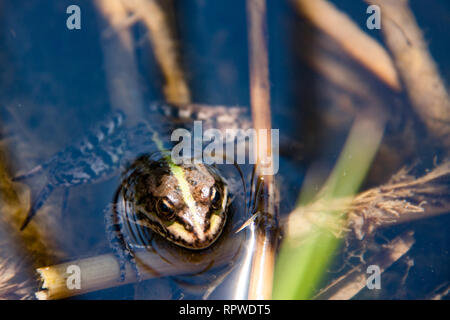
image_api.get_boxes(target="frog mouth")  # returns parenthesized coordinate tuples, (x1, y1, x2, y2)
(164, 211, 227, 250)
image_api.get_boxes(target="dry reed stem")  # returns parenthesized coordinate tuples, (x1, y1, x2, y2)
(314, 231, 415, 300)
(347, 162, 450, 238)
(293, 0, 401, 91)
(36, 253, 140, 300)
(365, 0, 450, 147)
(246, 0, 279, 300)
(35, 238, 241, 300)
(287, 161, 450, 242)
(122, 0, 191, 104)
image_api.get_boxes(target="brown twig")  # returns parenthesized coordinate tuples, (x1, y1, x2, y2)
(314, 231, 415, 300)
(286, 161, 450, 241)
(347, 162, 450, 238)
(122, 0, 191, 104)
(292, 0, 401, 91)
(246, 0, 279, 300)
(365, 0, 450, 147)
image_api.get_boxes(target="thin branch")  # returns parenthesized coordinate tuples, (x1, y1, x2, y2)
(314, 231, 415, 300)
(122, 0, 191, 104)
(286, 161, 450, 241)
(365, 0, 450, 147)
(292, 0, 401, 91)
(246, 0, 279, 300)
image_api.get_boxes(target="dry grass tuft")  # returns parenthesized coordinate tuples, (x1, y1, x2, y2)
(286, 161, 450, 242)
(347, 161, 450, 239)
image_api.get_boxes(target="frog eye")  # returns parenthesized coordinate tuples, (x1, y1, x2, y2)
(210, 186, 222, 210)
(156, 198, 175, 219)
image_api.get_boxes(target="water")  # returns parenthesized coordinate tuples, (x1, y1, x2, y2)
(0, 0, 449, 300)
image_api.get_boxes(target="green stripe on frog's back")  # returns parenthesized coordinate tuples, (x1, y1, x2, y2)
(128, 128, 229, 249)
(151, 130, 200, 229)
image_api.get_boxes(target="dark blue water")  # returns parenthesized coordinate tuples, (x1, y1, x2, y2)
(0, 0, 448, 300)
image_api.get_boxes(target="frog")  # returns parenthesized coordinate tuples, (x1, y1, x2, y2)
(120, 154, 229, 250)
(106, 151, 237, 281)
(14, 102, 253, 281)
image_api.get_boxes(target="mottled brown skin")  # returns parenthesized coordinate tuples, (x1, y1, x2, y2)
(122, 155, 229, 250)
